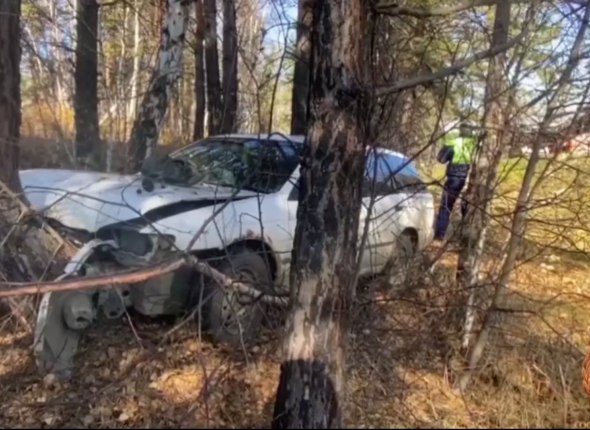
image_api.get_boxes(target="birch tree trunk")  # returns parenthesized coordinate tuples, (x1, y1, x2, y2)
(128, 0, 142, 122)
(127, 0, 190, 171)
(48, 0, 67, 105)
(271, 0, 371, 427)
(456, 0, 512, 354)
(290, 0, 313, 135)
(221, 0, 238, 133)
(193, 0, 206, 140)
(204, 0, 223, 136)
(74, 0, 101, 167)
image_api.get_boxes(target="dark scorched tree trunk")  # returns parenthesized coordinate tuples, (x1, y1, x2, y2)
(74, 0, 101, 167)
(221, 0, 238, 133)
(0, 0, 75, 323)
(193, 0, 206, 140)
(271, 0, 371, 428)
(204, 0, 223, 135)
(290, 0, 313, 136)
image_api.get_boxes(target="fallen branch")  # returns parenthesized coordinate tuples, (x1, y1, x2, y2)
(192, 258, 289, 306)
(0, 254, 289, 306)
(0, 258, 186, 298)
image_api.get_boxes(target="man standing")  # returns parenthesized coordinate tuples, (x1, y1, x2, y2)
(434, 121, 477, 241)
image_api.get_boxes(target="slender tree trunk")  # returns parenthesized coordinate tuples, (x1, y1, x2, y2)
(271, 0, 371, 428)
(193, 0, 206, 140)
(48, 0, 67, 105)
(127, 0, 190, 172)
(0, 0, 75, 323)
(457, 2, 590, 392)
(235, 0, 261, 133)
(221, 0, 238, 133)
(203, 0, 223, 135)
(128, 0, 142, 122)
(0, 0, 21, 191)
(118, 2, 130, 142)
(456, 1, 511, 354)
(290, 0, 313, 135)
(74, 0, 101, 167)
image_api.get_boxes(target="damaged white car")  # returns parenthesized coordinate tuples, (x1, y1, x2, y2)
(19, 133, 435, 377)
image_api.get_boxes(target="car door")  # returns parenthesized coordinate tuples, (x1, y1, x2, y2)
(362, 150, 427, 272)
(361, 151, 402, 273)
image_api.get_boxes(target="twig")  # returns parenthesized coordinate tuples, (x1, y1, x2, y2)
(376, 31, 527, 96)
(0, 181, 77, 258)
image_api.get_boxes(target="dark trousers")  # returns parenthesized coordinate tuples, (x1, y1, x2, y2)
(435, 175, 468, 240)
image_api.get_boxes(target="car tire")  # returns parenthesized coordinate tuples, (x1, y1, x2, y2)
(382, 232, 416, 289)
(202, 248, 272, 347)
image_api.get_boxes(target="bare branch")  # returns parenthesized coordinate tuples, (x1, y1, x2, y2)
(374, 0, 588, 17)
(376, 31, 526, 96)
(375, 0, 503, 17)
(0, 258, 186, 298)
(0, 254, 289, 305)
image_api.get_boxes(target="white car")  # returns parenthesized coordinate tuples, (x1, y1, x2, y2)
(19, 133, 435, 377)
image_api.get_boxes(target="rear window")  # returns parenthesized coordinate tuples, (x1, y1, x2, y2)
(365, 151, 420, 182)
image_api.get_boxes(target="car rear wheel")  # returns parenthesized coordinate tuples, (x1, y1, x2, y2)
(382, 232, 416, 289)
(202, 248, 272, 346)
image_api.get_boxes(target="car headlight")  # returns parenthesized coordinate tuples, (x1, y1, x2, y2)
(98, 228, 175, 257)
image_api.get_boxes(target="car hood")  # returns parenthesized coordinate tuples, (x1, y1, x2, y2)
(19, 169, 258, 232)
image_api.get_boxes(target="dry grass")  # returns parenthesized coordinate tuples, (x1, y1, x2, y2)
(2, 247, 589, 428)
(1, 140, 590, 428)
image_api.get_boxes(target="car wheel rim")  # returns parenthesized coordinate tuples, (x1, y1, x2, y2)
(219, 267, 261, 336)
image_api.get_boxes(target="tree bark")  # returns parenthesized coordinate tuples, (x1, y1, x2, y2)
(0, 0, 75, 320)
(221, 0, 238, 133)
(74, 0, 101, 167)
(457, 2, 590, 392)
(127, 0, 190, 172)
(193, 0, 206, 140)
(290, 0, 313, 135)
(271, 0, 370, 428)
(456, 0, 512, 355)
(128, 0, 143, 123)
(0, 0, 22, 191)
(203, 0, 223, 135)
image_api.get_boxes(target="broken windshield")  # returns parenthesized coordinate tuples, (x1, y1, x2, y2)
(152, 137, 302, 194)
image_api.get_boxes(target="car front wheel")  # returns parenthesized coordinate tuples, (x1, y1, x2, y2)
(202, 247, 273, 347)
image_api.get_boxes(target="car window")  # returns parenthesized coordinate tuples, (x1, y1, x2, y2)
(364, 151, 425, 197)
(159, 137, 302, 194)
(289, 150, 424, 201)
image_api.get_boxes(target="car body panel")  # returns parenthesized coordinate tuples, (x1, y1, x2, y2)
(19, 134, 435, 285)
(23, 133, 436, 378)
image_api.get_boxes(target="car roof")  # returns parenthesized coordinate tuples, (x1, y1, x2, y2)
(210, 133, 307, 144)
(207, 134, 411, 160)
(181, 133, 420, 178)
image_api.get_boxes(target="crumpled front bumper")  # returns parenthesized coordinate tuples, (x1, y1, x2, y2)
(33, 239, 131, 379)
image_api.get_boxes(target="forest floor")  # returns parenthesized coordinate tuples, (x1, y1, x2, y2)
(1, 146, 590, 428)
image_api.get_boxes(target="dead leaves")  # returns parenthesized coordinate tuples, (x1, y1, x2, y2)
(0, 320, 282, 429)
